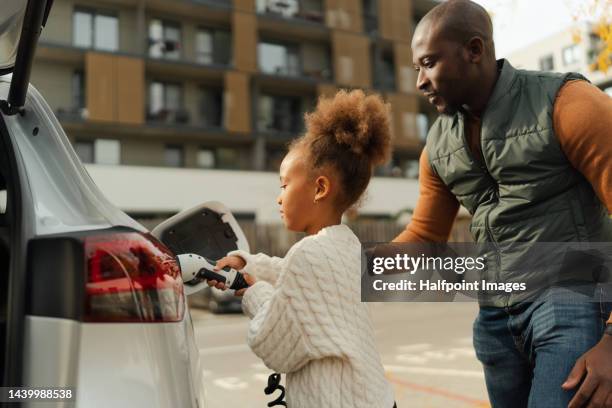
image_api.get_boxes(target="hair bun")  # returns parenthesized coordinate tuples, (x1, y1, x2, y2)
(305, 89, 391, 166)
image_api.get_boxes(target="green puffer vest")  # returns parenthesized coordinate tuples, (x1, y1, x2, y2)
(425, 59, 612, 306)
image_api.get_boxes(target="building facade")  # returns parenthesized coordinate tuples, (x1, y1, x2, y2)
(507, 21, 612, 95)
(32, 0, 438, 178)
(27, 0, 443, 225)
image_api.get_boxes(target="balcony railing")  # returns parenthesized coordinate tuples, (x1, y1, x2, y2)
(56, 107, 88, 122)
(190, 0, 232, 8)
(147, 108, 191, 125)
(257, 0, 324, 24)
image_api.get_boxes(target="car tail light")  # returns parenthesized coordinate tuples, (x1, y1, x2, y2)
(84, 232, 185, 323)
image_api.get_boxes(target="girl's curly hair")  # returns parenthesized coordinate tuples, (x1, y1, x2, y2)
(290, 89, 392, 211)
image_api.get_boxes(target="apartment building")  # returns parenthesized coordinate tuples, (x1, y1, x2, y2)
(31, 0, 438, 176)
(507, 21, 612, 95)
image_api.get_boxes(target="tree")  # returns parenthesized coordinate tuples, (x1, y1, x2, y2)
(566, 0, 612, 72)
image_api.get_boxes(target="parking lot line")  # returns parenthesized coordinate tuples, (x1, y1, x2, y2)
(385, 373, 490, 407)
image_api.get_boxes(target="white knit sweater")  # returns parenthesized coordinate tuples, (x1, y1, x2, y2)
(228, 224, 395, 408)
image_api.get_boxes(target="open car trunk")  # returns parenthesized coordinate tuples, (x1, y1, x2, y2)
(0, 109, 29, 391)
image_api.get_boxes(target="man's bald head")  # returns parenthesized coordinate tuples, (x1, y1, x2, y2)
(410, 0, 500, 115)
(415, 0, 495, 58)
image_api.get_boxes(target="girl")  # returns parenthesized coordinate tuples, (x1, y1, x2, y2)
(212, 90, 396, 408)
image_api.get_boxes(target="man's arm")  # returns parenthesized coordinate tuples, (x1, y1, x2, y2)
(554, 80, 612, 407)
(554, 80, 612, 214)
(393, 148, 460, 243)
(554, 79, 612, 327)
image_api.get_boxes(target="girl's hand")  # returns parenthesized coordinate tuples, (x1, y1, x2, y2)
(207, 255, 247, 290)
(234, 273, 256, 297)
(214, 255, 246, 271)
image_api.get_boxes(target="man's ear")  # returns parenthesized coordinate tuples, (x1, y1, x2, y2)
(466, 36, 485, 63)
(314, 175, 332, 202)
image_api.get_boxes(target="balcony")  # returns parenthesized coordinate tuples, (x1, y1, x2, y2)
(256, 93, 315, 139)
(148, 20, 232, 70)
(147, 108, 192, 126)
(256, 0, 325, 24)
(190, 0, 232, 8)
(372, 44, 397, 91)
(258, 41, 332, 82)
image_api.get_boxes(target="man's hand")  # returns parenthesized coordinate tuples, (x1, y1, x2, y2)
(205, 255, 247, 290)
(562, 334, 612, 407)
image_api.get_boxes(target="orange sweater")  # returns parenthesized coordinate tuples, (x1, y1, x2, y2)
(393, 80, 612, 322)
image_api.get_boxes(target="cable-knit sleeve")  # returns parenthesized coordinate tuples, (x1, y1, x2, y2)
(227, 249, 284, 285)
(240, 240, 333, 373)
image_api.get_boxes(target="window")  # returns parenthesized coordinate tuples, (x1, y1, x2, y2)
(216, 148, 240, 169)
(148, 82, 188, 124)
(539, 55, 554, 71)
(149, 19, 181, 60)
(562, 44, 581, 65)
(197, 149, 215, 168)
(164, 145, 184, 167)
(74, 139, 120, 165)
(199, 87, 224, 128)
(94, 139, 120, 165)
(258, 42, 300, 76)
(74, 140, 94, 163)
(266, 149, 286, 172)
(72, 70, 85, 109)
(73, 9, 118, 51)
(363, 0, 378, 34)
(403, 160, 419, 179)
(338, 56, 354, 84)
(372, 44, 396, 90)
(416, 113, 429, 141)
(195, 28, 231, 65)
(257, 94, 303, 133)
(301, 43, 331, 79)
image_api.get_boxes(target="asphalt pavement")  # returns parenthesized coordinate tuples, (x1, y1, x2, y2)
(192, 302, 490, 408)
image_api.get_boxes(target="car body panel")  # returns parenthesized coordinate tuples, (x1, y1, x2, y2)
(73, 309, 205, 408)
(22, 316, 80, 407)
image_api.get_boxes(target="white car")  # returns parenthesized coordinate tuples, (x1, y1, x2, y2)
(0, 1, 247, 406)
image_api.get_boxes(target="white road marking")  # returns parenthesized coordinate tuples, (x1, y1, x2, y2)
(395, 345, 477, 364)
(448, 347, 476, 357)
(385, 365, 484, 378)
(213, 377, 249, 390)
(199, 344, 251, 355)
(397, 343, 432, 352)
(254, 373, 270, 382)
(396, 354, 429, 364)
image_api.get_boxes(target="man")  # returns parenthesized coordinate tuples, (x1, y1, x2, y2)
(395, 0, 612, 407)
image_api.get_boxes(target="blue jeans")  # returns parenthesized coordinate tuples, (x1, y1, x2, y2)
(473, 286, 611, 408)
